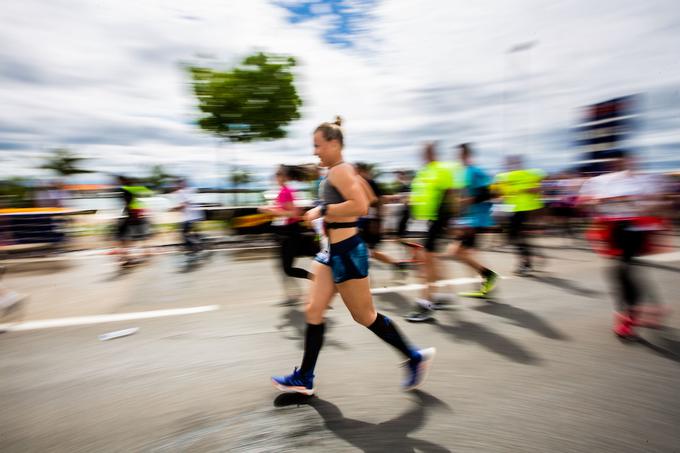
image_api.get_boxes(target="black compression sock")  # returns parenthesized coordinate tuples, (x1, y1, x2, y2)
(299, 323, 325, 375)
(368, 313, 417, 361)
(481, 268, 494, 277)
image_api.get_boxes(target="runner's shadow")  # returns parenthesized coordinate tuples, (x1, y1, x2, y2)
(274, 390, 452, 453)
(101, 264, 139, 282)
(177, 251, 214, 273)
(477, 247, 555, 259)
(276, 306, 349, 350)
(100, 255, 156, 282)
(179, 258, 202, 273)
(637, 261, 680, 274)
(528, 274, 602, 298)
(473, 300, 568, 340)
(374, 291, 425, 314)
(636, 328, 680, 365)
(376, 292, 540, 365)
(0, 294, 26, 333)
(435, 312, 541, 365)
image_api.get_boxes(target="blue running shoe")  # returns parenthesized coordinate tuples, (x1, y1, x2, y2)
(271, 367, 315, 395)
(402, 347, 436, 391)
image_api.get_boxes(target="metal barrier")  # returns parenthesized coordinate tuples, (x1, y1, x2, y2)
(0, 208, 95, 253)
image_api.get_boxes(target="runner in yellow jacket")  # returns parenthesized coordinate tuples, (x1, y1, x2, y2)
(406, 143, 464, 322)
(494, 155, 545, 275)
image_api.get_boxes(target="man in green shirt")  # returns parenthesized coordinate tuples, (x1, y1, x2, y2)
(116, 176, 153, 267)
(494, 155, 545, 276)
(406, 143, 462, 322)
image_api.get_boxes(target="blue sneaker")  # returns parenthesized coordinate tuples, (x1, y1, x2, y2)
(402, 347, 436, 391)
(271, 367, 315, 395)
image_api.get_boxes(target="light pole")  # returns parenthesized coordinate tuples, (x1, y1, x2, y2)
(504, 41, 538, 158)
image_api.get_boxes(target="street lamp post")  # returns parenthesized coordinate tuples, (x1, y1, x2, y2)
(504, 41, 538, 158)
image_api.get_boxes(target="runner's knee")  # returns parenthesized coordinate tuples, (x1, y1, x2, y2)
(349, 306, 377, 327)
(305, 300, 326, 324)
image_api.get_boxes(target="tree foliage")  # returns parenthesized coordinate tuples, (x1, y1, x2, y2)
(230, 169, 252, 187)
(40, 148, 91, 176)
(145, 164, 177, 191)
(189, 52, 302, 143)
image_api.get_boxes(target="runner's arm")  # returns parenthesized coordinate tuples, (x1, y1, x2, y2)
(325, 164, 369, 217)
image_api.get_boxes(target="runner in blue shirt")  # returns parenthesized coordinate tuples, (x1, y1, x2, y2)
(445, 143, 499, 298)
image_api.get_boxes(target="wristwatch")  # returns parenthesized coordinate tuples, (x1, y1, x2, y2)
(320, 203, 328, 216)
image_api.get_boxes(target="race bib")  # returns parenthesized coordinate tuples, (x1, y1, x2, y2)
(312, 218, 330, 263)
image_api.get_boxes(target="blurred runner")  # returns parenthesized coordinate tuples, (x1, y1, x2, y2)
(259, 165, 313, 304)
(445, 143, 499, 298)
(308, 164, 324, 206)
(171, 178, 207, 263)
(494, 156, 545, 276)
(355, 162, 409, 280)
(545, 172, 583, 243)
(115, 176, 152, 267)
(405, 143, 462, 322)
(35, 180, 67, 208)
(394, 170, 414, 239)
(579, 151, 671, 339)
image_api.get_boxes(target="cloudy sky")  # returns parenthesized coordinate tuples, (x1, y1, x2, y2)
(1, 0, 680, 185)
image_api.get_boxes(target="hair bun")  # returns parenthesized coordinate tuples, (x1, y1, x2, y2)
(333, 115, 343, 127)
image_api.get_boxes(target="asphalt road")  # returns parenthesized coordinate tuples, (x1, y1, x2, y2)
(1, 238, 679, 452)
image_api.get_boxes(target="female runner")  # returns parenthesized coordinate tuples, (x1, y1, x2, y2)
(272, 117, 435, 395)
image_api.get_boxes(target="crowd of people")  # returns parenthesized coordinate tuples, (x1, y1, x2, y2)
(102, 116, 674, 396)
(252, 117, 675, 396)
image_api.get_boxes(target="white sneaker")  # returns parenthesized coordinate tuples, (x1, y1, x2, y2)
(415, 298, 434, 310)
(406, 303, 435, 323)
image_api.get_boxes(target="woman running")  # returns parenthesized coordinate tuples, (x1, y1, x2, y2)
(260, 165, 313, 288)
(579, 151, 671, 338)
(272, 117, 435, 395)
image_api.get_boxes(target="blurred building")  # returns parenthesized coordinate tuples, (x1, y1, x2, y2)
(574, 95, 638, 175)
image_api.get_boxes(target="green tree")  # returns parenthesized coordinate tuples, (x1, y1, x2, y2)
(40, 148, 91, 177)
(146, 164, 176, 191)
(189, 51, 302, 203)
(0, 178, 31, 208)
(189, 52, 302, 143)
(229, 169, 252, 187)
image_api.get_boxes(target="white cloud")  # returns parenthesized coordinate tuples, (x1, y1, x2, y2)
(1, 0, 680, 183)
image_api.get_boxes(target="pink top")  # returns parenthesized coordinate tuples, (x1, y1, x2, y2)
(275, 185, 299, 225)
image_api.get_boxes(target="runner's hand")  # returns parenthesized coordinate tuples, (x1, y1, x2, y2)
(305, 206, 322, 222)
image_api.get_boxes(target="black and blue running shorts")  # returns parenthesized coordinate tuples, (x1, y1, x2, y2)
(314, 234, 369, 283)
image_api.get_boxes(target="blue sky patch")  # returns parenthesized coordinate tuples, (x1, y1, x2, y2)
(274, 0, 377, 47)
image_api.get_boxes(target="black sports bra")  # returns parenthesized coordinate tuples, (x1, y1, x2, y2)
(320, 178, 345, 204)
(325, 221, 358, 229)
(319, 174, 357, 230)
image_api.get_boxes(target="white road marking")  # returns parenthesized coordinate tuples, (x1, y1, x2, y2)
(98, 327, 139, 341)
(640, 251, 680, 263)
(0, 246, 276, 264)
(1, 275, 511, 333)
(0, 305, 219, 332)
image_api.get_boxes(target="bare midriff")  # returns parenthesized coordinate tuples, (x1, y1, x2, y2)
(325, 214, 358, 244)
